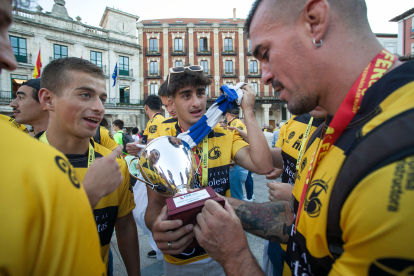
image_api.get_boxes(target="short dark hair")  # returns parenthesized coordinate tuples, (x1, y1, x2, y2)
(244, 0, 264, 38)
(21, 79, 41, 102)
(132, 127, 138, 134)
(41, 57, 105, 95)
(144, 95, 162, 111)
(113, 119, 124, 129)
(158, 81, 168, 97)
(166, 69, 211, 98)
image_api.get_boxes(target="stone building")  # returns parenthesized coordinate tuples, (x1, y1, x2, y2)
(137, 9, 291, 127)
(1, 1, 146, 132)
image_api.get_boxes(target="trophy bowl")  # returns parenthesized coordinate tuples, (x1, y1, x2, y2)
(127, 136, 199, 196)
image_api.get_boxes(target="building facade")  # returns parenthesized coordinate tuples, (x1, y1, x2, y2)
(390, 7, 414, 57)
(1, 1, 147, 132)
(376, 33, 398, 54)
(137, 12, 290, 127)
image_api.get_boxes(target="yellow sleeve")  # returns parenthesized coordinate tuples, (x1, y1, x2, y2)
(329, 155, 414, 275)
(158, 124, 175, 137)
(0, 123, 105, 276)
(0, 114, 28, 133)
(145, 118, 164, 141)
(99, 126, 118, 151)
(231, 131, 249, 160)
(276, 120, 289, 147)
(116, 156, 136, 217)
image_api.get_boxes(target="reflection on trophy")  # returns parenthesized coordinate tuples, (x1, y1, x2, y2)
(127, 136, 225, 248)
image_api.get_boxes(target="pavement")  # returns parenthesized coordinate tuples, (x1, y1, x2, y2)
(110, 173, 277, 276)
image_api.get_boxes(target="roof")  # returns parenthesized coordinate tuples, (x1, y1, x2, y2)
(389, 7, 414, 22)
(139, 18, 245, 25)
(375, 33, 398, 38)
(100, 7, 140, 27)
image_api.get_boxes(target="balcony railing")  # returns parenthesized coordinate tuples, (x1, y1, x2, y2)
(245, 47, 253, 56)
(0, 91, 14, 103)
(200, 70, 212, 77)
(104, 98, 144, 107)
(221, 69, 238, 78)
(145, 70, 163, 79)
(171, 47, 187, 56)
(145, 47, 162, 56)
(196, 47, 212, 55)
(221, 47, 237, 56)
(246, 69, 262, 78)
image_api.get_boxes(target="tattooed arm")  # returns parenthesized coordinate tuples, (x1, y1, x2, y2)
(226, 195, 295, 244)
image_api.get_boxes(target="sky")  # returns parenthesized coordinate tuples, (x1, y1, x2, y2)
(31, 0, 412, 34)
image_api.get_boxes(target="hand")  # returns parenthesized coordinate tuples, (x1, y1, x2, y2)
(266, 168, 283, 180)
(152, 205, 195, 255)
(267, 182, 293, 202)
(240, 84, 256, 113)
(194, 199, 250, 267)
(126, 142, 143, 157)
(83, 145, 124, 208)
(227, 127, 248, 141)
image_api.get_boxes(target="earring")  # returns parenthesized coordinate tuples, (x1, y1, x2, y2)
(313, 39, 323, 47)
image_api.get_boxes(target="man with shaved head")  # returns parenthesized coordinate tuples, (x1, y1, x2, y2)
(193, 0, 414, 275)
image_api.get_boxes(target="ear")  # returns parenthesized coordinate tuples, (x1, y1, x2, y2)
(144, 105, 148, 112)
(302, 0, 329, 43)
(38, 88, 55, 112)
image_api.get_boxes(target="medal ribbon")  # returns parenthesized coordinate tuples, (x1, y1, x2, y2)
(295, 117, 314, 174)
(294, 50, 396, 231)
(39, 132, 95, 168)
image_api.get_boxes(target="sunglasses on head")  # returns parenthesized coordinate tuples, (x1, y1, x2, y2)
(167, 65, 204, 86)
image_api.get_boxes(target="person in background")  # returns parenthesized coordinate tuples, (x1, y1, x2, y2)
(131, 127, 140, 142)
(271, 123, 280, 148)
(264, 125, 274, 148)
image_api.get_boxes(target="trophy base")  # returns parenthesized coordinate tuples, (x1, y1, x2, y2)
(166, 186, 225, 249)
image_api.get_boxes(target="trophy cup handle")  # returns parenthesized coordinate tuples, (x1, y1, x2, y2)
(127, 157, 156, 189)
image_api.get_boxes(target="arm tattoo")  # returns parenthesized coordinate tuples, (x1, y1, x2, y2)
(235, 199, 294, 244)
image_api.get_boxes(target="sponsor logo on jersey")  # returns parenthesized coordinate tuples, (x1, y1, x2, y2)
(304, 177, 330, 217)
(369, 258, 414, 276)
(149, 125, 158, 134)
(208, 146, 222, 160)
(55, 156, 80, 188)
(288, 131, 296, 140)
(237, 126, 244, 131)
(292, 133, 304, 150)
(108, 132, 114, 140)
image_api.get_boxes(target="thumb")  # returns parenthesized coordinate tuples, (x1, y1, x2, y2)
(107, 145, 123, 160)
(157, 205, 169, 222)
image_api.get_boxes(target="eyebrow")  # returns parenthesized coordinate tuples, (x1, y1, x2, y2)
(196, 87, 205, 92)
(253, 44, 262, 59)
(16, 91, 26, 96)
(179, 89, 192, 95)
(75, 86, 96, 93)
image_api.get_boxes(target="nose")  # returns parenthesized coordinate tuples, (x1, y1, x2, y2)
(190, 94, 202, 108)
(10, 97, 18, 108)
(91, 97, 105, 114)
(261, 62, 274, 85)
(0, 38, 18, 71)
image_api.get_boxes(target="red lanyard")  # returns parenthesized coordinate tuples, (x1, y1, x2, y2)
(294, 50, 396, 231)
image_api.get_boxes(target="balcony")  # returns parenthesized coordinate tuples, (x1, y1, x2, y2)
(171, 47, 187, 56)
(222, 69, 238, 78)
(196, 47, 212, 56)
(201, 70, 212, 77)
(145, 70, 163, 79)
(145, 47, 162, 56)
(246, 69, 262, 78)
(221, 47, 237, 56)
(245, 47, 253, 56)
(0, 91, 13, 104)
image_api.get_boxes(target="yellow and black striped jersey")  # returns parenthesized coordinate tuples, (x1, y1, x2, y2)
(0, 121, 106, 276)
(142, 113, 165, 144)
(288, 61, 414, 275)
(36, 132, 135, 268)
(0, 114, 28, 133)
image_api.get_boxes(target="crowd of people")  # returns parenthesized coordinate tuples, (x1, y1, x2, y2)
(1, 0, 414, 275)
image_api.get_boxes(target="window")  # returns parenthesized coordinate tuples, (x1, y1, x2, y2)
(120, 86, 130, 104)
(9, 36, 27, 63)
(54, 44, 68, 59)
(150, 83, 158, 95)
(119, 56, 129, 76)
(227, 82, 233, 86)
(149, 38, 158, 52)
(385, 45, 396, 54)
(205, 85, 209, 96)
(90, 51, 102, 68)
(200, 60, 208, 73)
(252, 82, 258, 95)
(174, 38, 183, 51)
(175, 60, 183, 67)
(11, 74, 28, 96)
(250, 61, 258, 73)
(248, 40, 252, 52)
(200, 38, 208, 51)
(224, 38, 233, 52)
(150, 61, 158, 74)
(225, 60, 233, 73)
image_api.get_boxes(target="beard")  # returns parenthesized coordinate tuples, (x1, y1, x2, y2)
(286, 92, 318, 116)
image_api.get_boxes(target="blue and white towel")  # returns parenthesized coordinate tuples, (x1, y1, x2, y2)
(177, 82, 246, 148)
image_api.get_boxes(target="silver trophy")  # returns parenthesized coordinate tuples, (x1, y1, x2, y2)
(127, 136, 200, 196)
